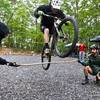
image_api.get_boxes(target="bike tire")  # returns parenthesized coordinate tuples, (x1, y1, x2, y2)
(41, 48, 51, 70)
(55, 16, 78, 58)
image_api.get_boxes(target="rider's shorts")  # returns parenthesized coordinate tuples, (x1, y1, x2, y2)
(41, 26, 46, 33)
(41, 26, 54, 34)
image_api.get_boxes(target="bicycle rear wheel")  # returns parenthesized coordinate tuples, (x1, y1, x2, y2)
(55, 16, 78, 57)
(41, 47, 51, 70)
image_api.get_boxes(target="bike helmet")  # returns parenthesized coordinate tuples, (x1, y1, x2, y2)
(49, 0, 63, 9)
(90, 44, 98, 50)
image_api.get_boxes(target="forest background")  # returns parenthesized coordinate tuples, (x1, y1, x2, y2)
(0, 0, 100, 53)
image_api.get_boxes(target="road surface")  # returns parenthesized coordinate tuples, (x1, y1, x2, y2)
(0, 55, 100, 100)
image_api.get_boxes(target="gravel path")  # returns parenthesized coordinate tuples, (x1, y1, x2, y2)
(0, 55, 100, 100)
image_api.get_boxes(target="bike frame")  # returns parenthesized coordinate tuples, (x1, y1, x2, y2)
(41, 12, 78, 70)
(43, 13, 62, 53)
(49, 19, 61, 53)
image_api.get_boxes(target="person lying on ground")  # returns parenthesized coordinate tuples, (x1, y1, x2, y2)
(0, 22, 19, 67)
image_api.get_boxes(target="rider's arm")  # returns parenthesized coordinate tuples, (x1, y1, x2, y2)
(54, 9, 66, 19)
(34, 5, 45, 18)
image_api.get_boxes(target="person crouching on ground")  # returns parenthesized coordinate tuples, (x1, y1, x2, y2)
(80, 45, 100, 85)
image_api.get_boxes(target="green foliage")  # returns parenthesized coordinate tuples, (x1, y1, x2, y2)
(0, 0, 100, 52)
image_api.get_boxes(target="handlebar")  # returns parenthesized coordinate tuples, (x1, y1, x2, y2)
(38, 11, 60, 20)
(43, 13, 57, 19)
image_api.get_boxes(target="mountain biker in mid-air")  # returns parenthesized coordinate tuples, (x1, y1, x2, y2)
(34, 0, 66, 54)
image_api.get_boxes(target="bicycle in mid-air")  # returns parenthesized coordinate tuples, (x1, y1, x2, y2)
(41, 13, 78, 70)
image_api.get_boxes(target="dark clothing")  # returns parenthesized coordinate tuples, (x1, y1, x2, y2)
(0, 57, 8, 65)
(0, 57, 19, 67)
(82, 55, 100, 75)
(34, 4, 65, 34)
(0, 22, 9, 65)
(0, 22, 10, 41)
(0, 22, 19, 67)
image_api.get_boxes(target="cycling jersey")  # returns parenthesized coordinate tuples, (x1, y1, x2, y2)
(34, 4, 65, 33)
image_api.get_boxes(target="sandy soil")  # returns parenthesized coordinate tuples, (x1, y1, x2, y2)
(0, 47, 35, 55)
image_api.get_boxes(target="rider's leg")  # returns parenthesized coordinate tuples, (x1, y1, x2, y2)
(44, 28, 50, 53)
(44, 28, 49, 46)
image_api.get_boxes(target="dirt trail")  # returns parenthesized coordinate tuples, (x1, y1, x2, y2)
(0, 47, 35, 55)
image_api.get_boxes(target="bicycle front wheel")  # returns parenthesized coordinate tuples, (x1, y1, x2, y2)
(55, 16, 78, 57)
(41, 47, 51, 70)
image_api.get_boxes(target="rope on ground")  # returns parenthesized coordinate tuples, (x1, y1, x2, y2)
(18, 59, 77, 66)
